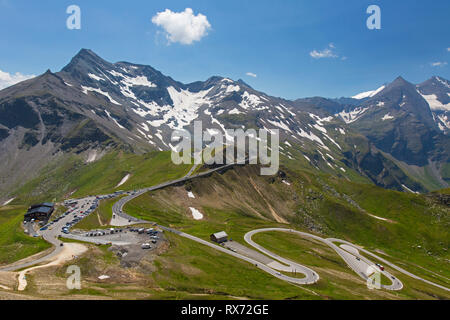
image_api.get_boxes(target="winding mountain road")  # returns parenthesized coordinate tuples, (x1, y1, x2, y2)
(327, 238, 449, 292)
(1, 163, 449, 295)
(245, 228, 403, 291)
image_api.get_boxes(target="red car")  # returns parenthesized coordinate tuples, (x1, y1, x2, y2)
(376, 263, 385, 271)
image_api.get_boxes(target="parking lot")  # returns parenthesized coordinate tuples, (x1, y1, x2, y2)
(68, 227, 164, 248)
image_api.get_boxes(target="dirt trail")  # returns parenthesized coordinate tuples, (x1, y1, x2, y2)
(97, 212, 107, 226)
(17, 243, 87, 291)
(249, 178, 288, 224)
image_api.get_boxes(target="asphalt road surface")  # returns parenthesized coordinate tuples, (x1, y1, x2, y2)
(245, 228, 403, 290)
(327, 238, 449, 292)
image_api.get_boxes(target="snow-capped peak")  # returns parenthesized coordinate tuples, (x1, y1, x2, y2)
(352, 85, 386, 100)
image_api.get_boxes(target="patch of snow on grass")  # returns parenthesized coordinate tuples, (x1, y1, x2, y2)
(187, 191, 195, 199)
(189, 207, 204, 220)
(86, 150, 98, 163)
(2, 198, 15, 206)
(402, 184, 419, 194)
(115, 174, 131, 188)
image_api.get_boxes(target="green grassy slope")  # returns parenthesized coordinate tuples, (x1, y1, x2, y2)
(11, 151, 191, 204)
(0, 205, 52, 266)
(252, 231, 449, 299)
(75, 196, 126, 230)
(124, 164, 449, 298)
(1, 147, 448, 299)
(0, 150, 190, 267)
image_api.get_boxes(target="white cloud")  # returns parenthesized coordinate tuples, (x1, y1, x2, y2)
(152, 8, 211, 45)
(430, 61, 448, 67)
(246, 72, 257, 78)
(310, 43, 338, 59)
(447, 48, 450, 52)
(0, 69, 35, 90)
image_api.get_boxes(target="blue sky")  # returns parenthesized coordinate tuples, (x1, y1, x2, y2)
(0, 0, 449, 98)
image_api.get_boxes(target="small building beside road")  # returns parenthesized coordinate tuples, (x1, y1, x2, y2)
(24, 203, 55, 222)
(210, 231, 228, 243)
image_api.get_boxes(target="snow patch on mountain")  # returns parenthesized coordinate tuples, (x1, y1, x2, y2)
(435, 76, 450, 89)
(352, 85, 385, 99)
(187, 191, 195, 199)
(104, 110, 125, 129)
(229, 108, 243, 115)
(309, 113, 333, 125)
(297, 128, 330, 151)
(88, 73, 105, 81)
(437, 114, 450, 131)
(189, 207, 204, 220)
(419, 92, 450, 111)
(239, 91, 263, 110)
(267, 119, 292, 133)
(323, 133, 342, 150)
(225, 85, 240, 93)
(115, 174, 131, 188)
(2, 198, 15, 206)
(165, 86, 212, 129)
(313, 123, 327, 134)
(123, 75, 156, 88)
(336, 107, 369, 124)
(82, 86, 121, 105)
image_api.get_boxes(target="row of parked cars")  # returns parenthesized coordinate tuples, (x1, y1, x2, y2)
(129, 227, 159, 236)
(60, 199, 100, 234)
(40, 208, 75, 231)
(85, 228, 124, 237)
(138, 228, 161, 249)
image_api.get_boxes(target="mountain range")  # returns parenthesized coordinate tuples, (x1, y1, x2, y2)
(0, 49, 448, 200)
